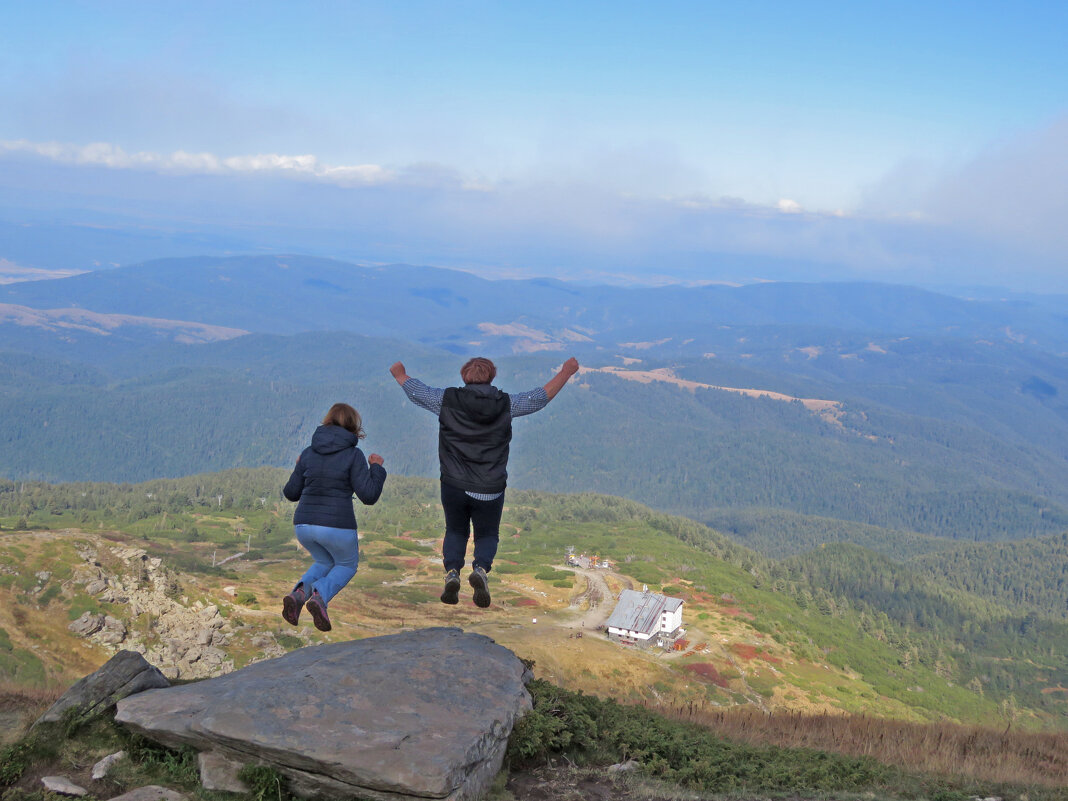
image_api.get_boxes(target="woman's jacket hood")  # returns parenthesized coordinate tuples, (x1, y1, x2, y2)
(311, 425, 359, 454)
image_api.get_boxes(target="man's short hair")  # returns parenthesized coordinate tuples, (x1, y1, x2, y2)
(461, 357, 497, 385)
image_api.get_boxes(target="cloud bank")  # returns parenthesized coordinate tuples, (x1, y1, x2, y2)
(0, 140, 393, 186)
(1, 125, 1065, 292)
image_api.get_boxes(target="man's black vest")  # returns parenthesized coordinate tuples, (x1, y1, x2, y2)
(438, 384, 512, 493)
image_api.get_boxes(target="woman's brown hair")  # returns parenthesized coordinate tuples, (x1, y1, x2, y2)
(322, 403, 365, 439)
(460, 357, 497, 385)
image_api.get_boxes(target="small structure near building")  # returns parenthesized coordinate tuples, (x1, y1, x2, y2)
(604, 588, 684, 649)
(566, 550, 615, 570)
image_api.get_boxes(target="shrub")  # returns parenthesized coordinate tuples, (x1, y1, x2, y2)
(534, 568, 571, 582)
(275, 633, 303, 651)
(507, 679, 891, 794)
(67, 597, 101, 620)
(36, 584, 62, 606)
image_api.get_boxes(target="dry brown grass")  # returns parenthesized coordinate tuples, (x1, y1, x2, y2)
(0, 680, 62, 711)
(0, 681, 63, 745)
(654, 702, 1068, 788)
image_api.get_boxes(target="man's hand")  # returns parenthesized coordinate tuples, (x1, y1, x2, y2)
(544, 356, 580, 400)
(368, 453, 384, 466)
(389, 361, 410, 386)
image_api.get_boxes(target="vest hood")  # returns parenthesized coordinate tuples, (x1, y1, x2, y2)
(310, 424, 359, 455)
(453, 383, 509, 423)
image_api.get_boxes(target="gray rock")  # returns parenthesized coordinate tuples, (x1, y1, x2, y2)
(35, 650, 170, 727)
(97, 615, 128, 645)
(105, 787, 187, 801)
(85, 580, 109, 596)
(607, 759, 641, 774)
(41, 776, 87, 796)
(92, 750, 126, 780)
(198, 751, 249, 793)
(116, 627, 532, 801)
(69, 612, 106, 637)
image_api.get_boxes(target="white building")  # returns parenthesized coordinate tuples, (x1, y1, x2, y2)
(604, 588, 684, 648)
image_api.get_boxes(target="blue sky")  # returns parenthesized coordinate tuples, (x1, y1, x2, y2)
(1, 1, 1067, 289)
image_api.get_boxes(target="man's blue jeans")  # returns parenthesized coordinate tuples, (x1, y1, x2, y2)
(294, 524, 359, 604)
(441, 483, 505, 573)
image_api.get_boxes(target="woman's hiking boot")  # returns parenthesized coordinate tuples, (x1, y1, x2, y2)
(305, 589, 331, 632)
(281, 584, 306, 626)
(469, 566, 491, 608)
(440, 569, 461, 605)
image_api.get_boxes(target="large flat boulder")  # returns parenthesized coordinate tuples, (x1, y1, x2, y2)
(115, 627, 532, 801)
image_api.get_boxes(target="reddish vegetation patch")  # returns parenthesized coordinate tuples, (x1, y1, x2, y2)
(719, 607, 742, 616)
(731, 643, 759, 660)
(684, 663, 730, 688)
(402, 558, 422, 569)
(759, 652, 782, 665)
(1042, 686, 1068, 695)
(514, 598, 540, 607)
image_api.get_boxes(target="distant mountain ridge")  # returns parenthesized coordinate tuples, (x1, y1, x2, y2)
(5, 254, 1068, 352)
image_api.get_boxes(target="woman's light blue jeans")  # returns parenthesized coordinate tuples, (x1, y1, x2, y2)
(294, 524, 359, 605)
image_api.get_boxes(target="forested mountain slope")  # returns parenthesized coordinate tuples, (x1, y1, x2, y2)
(911, 532, 1068, 621)
(4, 334, 1068, 547)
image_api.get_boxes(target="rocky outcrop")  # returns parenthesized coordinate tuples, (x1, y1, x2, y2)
(116, 628, 533, 801)
(35, 650, 170, 727)
(68, 542, 238, 679)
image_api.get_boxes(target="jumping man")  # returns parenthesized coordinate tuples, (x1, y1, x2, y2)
(389, 356, 579, 607)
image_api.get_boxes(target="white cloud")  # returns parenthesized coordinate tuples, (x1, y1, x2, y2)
(777, 198, 803, 214)
(861, 116, 1068, 259)
(0, 139, 393, 186)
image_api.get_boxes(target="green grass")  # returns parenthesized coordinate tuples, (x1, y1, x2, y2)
(0, 470, 1050, 729)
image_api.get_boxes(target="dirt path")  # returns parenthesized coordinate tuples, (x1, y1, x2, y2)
(562, 568, 632, 630)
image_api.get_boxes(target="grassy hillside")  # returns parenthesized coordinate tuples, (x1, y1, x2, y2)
(3, 469, 1067, 730)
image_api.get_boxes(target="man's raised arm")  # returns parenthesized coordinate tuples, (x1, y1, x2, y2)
(544, 357, 580, 400)
(389, 361, 411, 386)
(391, 361, 445, 415)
